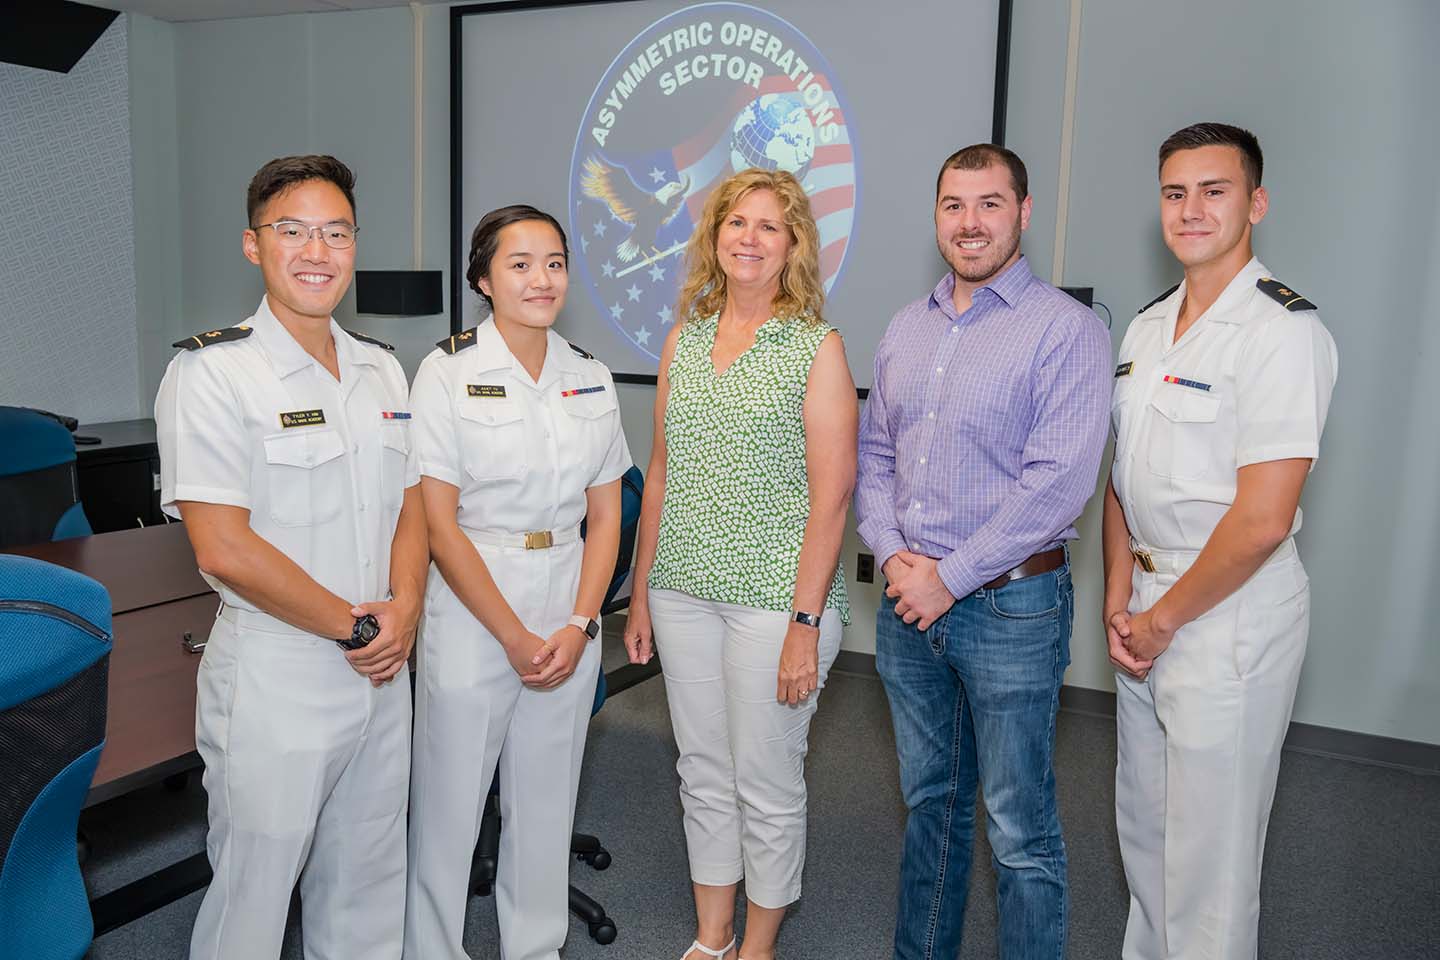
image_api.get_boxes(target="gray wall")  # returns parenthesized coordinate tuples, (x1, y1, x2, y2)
(0, 18, 139, 424)
(120, 0, 1438, 744)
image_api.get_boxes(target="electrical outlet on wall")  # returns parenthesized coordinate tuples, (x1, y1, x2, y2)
(856, 552, 875, 583)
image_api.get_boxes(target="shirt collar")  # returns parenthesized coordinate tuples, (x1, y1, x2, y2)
(928, 255, 1034, 318)
(1162, 256, 1267, 328)
(250, 296, 377, 379)
(467, 319, 589, 384)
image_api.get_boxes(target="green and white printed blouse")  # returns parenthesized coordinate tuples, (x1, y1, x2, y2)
(649, 314, 850, 623)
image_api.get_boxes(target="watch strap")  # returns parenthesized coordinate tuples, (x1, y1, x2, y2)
(791, 610, 822, 628)
(568, 614, 600, 640)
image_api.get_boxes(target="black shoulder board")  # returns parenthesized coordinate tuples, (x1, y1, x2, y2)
(1256, 278, 1317, 312)
(347, 329, 394, 351)
(568, 341, 595, 360)
(436, 326, 480, 354)
(173, 326, 252, 350)
(1136, 283, 1180, 315)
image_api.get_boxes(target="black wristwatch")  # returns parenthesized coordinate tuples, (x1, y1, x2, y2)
(337, 613, 380, 650)
(791, 610, 822, 629)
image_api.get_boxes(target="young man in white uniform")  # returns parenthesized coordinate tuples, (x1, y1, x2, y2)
(155, 155, 427, 960)
(1103, 124, 1338, 959)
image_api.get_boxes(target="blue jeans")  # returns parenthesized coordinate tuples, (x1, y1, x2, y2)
(876, 564, 1072, 960)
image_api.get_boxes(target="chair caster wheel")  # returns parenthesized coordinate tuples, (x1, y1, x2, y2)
(588, 920, 616, 944)
(580, 848, 611, 871)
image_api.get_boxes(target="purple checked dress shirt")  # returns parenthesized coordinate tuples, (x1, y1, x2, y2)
(855, 256, 1112, 599)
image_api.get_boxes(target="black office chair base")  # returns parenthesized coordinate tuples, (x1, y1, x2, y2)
(470, 799, 618, 944)
(569, 884, 617, 944)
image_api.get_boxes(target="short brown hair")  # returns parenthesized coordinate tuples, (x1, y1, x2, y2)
(465, 205, 569, 308)
(1158, 123, 1263, 190)
(246, 155, 357, 227)
(936, 143, 1028, 201)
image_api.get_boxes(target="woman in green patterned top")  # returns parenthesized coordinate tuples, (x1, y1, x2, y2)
(623, 169, 857, 960)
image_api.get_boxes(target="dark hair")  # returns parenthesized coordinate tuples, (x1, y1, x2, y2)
(936, 143, 1029, 201)
(465, 205, 569, 307)
(1158, 123, 1263, 190)
(246, 155, 357, 227)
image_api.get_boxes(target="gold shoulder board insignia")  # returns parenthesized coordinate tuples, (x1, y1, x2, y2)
(1137, 284, 1180, 315)
(173, 326, 253, 350)
(1257, 278, 1317, 312)
(347, 329, 395, 351)
(436, 326, 480, 354)
(568, 341, 595, 360)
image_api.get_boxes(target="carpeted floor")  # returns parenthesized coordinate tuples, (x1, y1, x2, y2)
(80, 635, 1439, 958)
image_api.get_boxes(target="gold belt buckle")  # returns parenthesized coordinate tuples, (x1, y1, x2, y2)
(1131, 546, 1156, 573)
(523, 530, 554, 550)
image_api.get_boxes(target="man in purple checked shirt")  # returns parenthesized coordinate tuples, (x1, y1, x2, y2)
(856, 143, 1111, 959)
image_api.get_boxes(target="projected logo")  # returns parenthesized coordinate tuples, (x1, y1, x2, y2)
(569, 2, 858, 362)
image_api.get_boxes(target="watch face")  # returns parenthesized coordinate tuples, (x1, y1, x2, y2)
(358, 616, 381, 642)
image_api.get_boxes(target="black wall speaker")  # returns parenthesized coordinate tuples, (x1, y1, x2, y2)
(0, 1, 120, 74)
(355, 271, 444, 316)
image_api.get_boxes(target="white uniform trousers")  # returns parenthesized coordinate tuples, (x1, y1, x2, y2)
(190, 605, 411, 960)
(648, 589, 842, 909)
(404, 541, 600, 960)
(1115, 538, 1310, 960)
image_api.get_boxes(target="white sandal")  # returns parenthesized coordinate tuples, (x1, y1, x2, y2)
(682, 937, 736, 960)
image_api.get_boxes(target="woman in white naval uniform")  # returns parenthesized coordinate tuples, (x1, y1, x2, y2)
(403, 205, 632, 960)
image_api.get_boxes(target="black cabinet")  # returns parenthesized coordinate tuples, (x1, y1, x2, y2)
(75, 419, 167, 533)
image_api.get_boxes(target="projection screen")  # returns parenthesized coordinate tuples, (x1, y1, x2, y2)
(452, 0, 1009, 386)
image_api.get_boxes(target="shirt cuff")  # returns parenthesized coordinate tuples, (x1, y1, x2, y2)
(865, 529, 908, 577)
(1236, 442, 1319, 469)
(417, 461, 461, 488)
(164, 484, 250, 520)
(936, 549, 981, 601)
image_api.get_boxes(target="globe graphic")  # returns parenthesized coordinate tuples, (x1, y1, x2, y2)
(730, 94, 816, 178)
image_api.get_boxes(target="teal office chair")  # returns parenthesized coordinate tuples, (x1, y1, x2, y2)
(0, 407, 92, 549)
(471, 463, 644, 945)
(0, 556, 112, 960)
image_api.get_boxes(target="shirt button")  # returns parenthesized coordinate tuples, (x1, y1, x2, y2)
(358, 502, 366, 513)
(936, 367, 944, 374)
(951, 325, 959, 333)
(927, 411, 935, 419)
(913, 500, 922, 509)
(352, 443, 360, 453)
(912, 542, 922, 550)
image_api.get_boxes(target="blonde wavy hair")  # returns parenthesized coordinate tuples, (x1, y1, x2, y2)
(675, 168, 825, 326)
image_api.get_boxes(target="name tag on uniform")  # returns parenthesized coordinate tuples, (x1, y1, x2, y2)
(279, 409, 326, 428)
(1162, 375, 1212, 392)
(468, 384, 506, 398)
(1115, 362, 1133, 378)
(561, 385, 606, 397)
(381, 411, 411, 420)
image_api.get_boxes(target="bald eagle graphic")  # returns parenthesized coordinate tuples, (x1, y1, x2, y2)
(580, 156, 690, 263)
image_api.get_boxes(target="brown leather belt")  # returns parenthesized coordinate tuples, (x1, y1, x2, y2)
(982, 547, 1066, 591)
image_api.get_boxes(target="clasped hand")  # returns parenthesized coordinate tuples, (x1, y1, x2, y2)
(344, 597, 419, 687)
(1105, 607, 1169, 680)
(506, 624, 588, 689)
(884, 551, 955, 631)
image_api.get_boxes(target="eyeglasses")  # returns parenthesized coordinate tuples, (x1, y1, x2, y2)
(252, 220, 359, 249)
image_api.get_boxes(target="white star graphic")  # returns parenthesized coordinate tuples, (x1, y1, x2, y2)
(657, 304, 673, 325)
(648, 263, 666, 283)
(649, 167, 666, 184)
(626, 284, 642, 302)
(635, 325, 652, 346)
(579, 235, 589, 253)
(593, 220, 607, 237)
(601, 261, 615, 278)
(610, 302, 625, 320)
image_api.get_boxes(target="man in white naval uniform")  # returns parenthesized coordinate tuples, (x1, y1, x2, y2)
(1103, 123, 1338, 960)
(155, 155, 427, 960)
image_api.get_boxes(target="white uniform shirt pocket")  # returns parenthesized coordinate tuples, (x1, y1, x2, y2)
(261, 428, 347, 526)
(1145, 388, 1222, 481)
(380, 422, 411, 510)
(458, 400, 528, 481)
